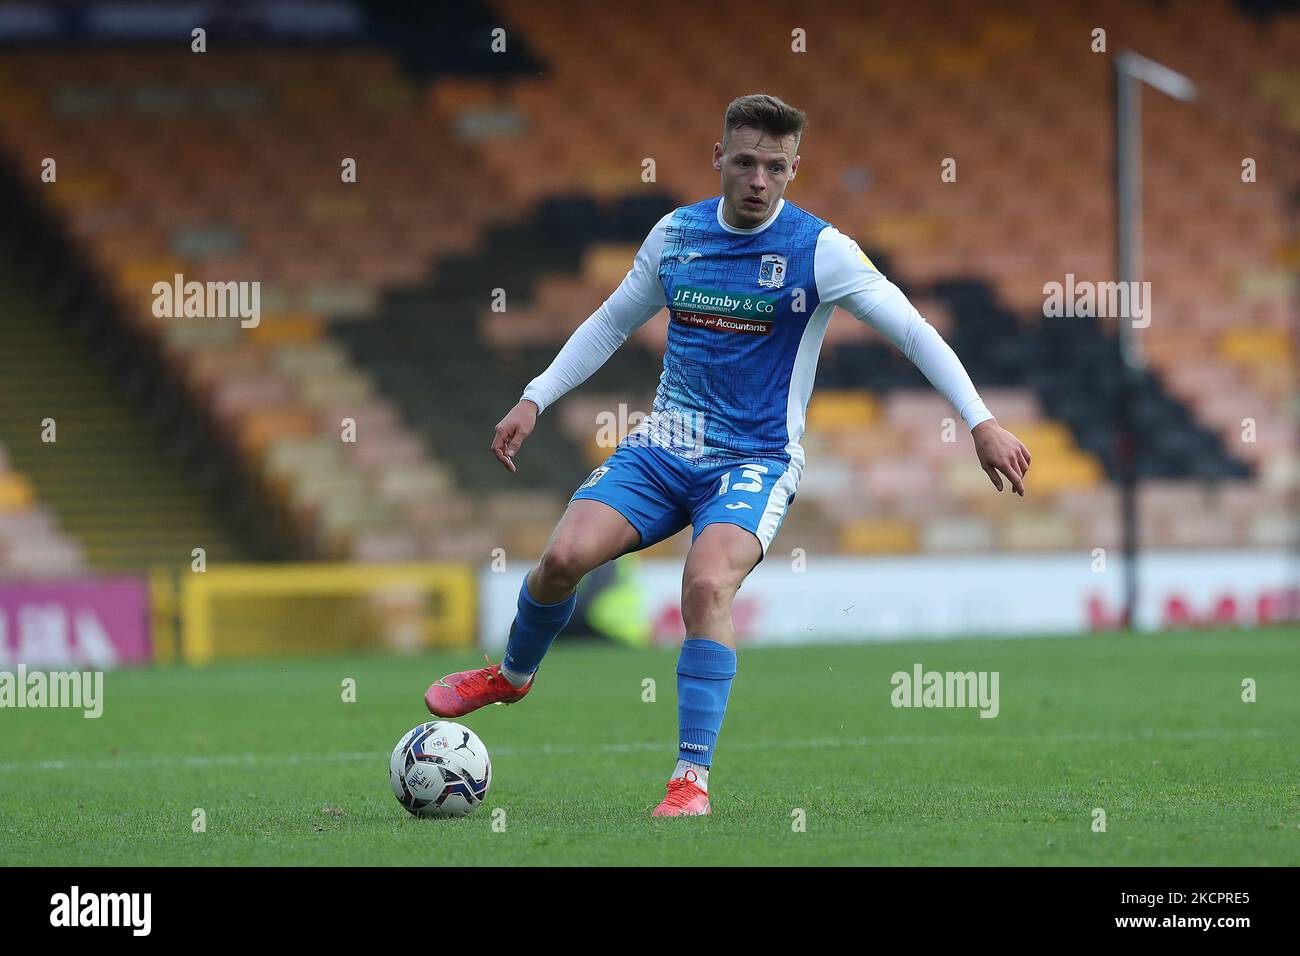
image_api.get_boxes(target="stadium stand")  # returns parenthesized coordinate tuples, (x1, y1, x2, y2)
(0, 260, 248, 571)
(447, 0, 1298, 554)
(0, 0, 1293, 569)
(0, 47, 522, 563)
(0, 438, 85, 575)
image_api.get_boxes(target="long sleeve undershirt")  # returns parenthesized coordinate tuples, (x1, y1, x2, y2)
(814, 225, 992, 430)
(520, 214, 670, 415)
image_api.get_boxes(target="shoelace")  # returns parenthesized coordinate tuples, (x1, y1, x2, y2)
(660, 777, 703, 809)
(456, 655, 499, 698)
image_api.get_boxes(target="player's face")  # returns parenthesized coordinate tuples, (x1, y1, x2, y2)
(714, 126, 800, 228)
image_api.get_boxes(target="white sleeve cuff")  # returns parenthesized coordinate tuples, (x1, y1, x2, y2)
(958, 398, 995, 431)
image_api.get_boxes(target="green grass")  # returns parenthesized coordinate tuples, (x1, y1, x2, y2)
(1, 629, 1297, 866)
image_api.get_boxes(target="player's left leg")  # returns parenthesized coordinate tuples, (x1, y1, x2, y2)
(651, 523, 760, 817)
(652, 459, 798, 817)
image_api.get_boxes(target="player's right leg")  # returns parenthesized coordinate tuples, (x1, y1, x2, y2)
(425, 443, 689, 717)
(424, 500, 638, 717)
(498, 497, 643, 684)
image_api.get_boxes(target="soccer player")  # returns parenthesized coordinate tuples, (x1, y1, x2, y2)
(426, 94, 1031, 816)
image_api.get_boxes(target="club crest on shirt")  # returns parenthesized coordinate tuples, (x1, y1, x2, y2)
(578, 466, 609, 491)
(757, 253, 787, 289)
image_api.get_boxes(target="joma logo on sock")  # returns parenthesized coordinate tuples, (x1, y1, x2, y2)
(50, 886, 151, 936)
(680, 741, 709, 753)
(890, 664, 999, 718)
(151, 273, 260, 328)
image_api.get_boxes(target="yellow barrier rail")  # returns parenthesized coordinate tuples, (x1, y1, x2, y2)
(158, 562, 476, 664)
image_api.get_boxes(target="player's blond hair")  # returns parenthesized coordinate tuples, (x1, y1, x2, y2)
(722, 93, 806, 148)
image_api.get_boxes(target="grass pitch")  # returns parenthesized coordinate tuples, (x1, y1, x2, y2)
(1, 629, 1296, 866)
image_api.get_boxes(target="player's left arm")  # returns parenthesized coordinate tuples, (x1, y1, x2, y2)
(814, 227, 1031, 495)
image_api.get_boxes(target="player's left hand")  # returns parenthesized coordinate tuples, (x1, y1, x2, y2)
(972, 420, 1030, 496)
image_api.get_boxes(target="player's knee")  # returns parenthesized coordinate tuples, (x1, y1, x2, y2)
(537, 539, 589, 591)
(681, 574, 732, 626)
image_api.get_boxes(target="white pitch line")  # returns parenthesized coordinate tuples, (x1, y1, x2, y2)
(0, 727, 1279, 774)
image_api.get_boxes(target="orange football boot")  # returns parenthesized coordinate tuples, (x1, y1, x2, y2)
(651, 769, 711, 817)
(425, 658, 533, 718)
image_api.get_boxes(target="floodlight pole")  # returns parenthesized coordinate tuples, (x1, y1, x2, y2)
(1112, 51, 1197, 629)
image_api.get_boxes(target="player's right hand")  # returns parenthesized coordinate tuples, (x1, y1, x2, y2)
(491, 400, 538, 473)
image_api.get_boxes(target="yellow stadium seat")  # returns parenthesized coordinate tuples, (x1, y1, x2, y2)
(305, 194, 369, 225)
(1218, 327, 1293, 365)
(981, 18, 1036, 52)
(46, 173, 116, 207)
(249, 314, 324, 346)
(929, 46, 989, 77)
(1276, 239, 1300, 270)
(866, 215, 943, 251)
(0, 473, 35, 511)
(857, 49, 915, 78)
(578, 163, 641, 196)
(584, 243, 640, 287)
(117, 256, 188, 295)
(806, 391, 879, 430)
(839, 518, 918, 554)
(1022, 452, 1104, 494)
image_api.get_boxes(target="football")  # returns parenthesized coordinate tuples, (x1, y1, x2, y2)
(389, 721, 492, 818)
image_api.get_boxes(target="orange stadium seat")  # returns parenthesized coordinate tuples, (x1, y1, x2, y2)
(0, 0, 1293, 563)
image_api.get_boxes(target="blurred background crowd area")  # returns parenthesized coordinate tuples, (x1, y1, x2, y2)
(0, 0, 1296, 578)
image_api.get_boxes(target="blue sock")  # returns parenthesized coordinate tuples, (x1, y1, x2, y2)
(676, 638, 736, 767)
(501, 578, 576, 680)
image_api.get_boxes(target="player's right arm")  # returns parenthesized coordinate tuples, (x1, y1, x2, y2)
(491, 213, 672, 472)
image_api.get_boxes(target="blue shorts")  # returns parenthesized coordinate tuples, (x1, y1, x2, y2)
(569, 440, 799, 556)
